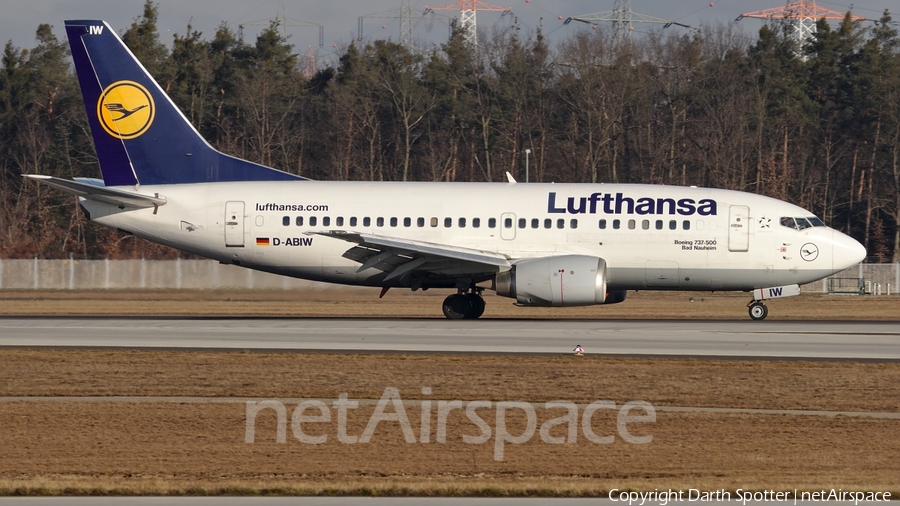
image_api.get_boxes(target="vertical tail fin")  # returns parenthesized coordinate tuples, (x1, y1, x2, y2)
(64, 20, 305, 186)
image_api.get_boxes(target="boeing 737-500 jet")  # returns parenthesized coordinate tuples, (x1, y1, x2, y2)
(26, 20, 867, 320)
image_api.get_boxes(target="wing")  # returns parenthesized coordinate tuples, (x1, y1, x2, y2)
(24, 175, 166, 209)
(312, 231, 510, 285)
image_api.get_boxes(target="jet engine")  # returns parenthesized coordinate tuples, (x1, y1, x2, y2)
(495, 255, 623, 307)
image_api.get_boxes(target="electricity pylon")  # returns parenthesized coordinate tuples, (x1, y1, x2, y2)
(358, 0, 441, 49)
(243, 1, 324, 47)
(425, 0, 512, 45)
(564, 0, 689, 46)
(736, 0, 864, 52)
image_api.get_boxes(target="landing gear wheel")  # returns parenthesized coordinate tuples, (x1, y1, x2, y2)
(442, 294, 471, 320)
(464, 293, 485, 319)
(748, 302, 768, 321)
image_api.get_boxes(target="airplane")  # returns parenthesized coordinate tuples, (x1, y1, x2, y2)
(26, 20, 867, 320)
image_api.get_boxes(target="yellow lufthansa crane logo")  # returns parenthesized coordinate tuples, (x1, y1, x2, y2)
(96, 80, 155, 139)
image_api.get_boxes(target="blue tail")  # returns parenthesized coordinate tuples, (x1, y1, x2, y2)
(65, 20, 305, 186)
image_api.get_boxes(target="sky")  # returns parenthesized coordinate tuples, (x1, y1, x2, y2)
(1, 0, 894, 64)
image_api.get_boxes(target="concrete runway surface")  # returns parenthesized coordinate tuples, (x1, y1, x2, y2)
(0, 318, 897, 359)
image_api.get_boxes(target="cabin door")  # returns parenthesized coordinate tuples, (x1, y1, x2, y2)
(225, 201, 245, 247)
(728, 205, 749, 252)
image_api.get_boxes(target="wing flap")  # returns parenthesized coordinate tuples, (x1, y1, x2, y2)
(313, 231, 511, 277)
(24, 175, 166, 209)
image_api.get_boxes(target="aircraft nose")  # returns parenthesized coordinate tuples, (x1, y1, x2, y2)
(833, 231, 867, 270)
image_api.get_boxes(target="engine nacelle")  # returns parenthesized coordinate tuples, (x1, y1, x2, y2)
(495, 255, 610, 307)
(605, 289, 627, 304)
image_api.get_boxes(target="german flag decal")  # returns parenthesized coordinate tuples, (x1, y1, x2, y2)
(256, 237, 270, 246)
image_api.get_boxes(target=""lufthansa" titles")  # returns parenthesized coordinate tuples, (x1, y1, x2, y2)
(548, 192, 717, 216)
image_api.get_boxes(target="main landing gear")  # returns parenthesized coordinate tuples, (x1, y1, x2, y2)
(747, 300, 768, 321)
(442, 288, 486, 320)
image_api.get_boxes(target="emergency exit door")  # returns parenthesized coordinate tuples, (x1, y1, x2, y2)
(500, 213, 516, 240)
(225, 201, 245, 247)
(728, 205, 749, 252)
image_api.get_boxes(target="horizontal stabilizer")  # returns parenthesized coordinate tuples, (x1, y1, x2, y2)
(24, 175, 166, 209)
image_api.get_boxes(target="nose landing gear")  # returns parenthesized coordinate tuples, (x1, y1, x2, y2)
(747, 300, 768, 320)
(442, 288, 486, 319)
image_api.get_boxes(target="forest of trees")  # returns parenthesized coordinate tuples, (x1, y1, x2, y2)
(1, 2, 899, 262)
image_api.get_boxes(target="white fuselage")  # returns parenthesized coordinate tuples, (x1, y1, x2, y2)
(81, 181, 865, 292)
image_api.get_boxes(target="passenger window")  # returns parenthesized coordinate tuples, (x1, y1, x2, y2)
(570, 219, 578, 229)
(488, 218, 497, 228)
(504, 218, 513, 229)
(282, 216, 290, 226)
(531, 218, 539, 229)
(473, 218, 481, 228)
(295, 216, 304, 226)
(599, 219, 607, 230)
(431, 217, 438, 227)
(669, 220, 676, 230)
(444, 217, 452, 228)
(655, 220, 663, 230)
(363, 217, 371, 227)
(642, 220, 650, 230)
(557, 219, 565, 229)
(628, 219, 635, 230)
(518, 218, 526, 229)
(390, 217, 398, 227)
(613, 219, 621, 230)
(376, 217, 384, 227)
(350, 217, 357, 227)
(459, 217, 466, 228)
(310, 216, 318, 226)
(323, 217, 331, 226)
(337, 217, 344, 226)
(544, 218, 552, 229)
(403, 217, 411, 227)
(417, 217, 425, 227)
(683, 220, 690, 230)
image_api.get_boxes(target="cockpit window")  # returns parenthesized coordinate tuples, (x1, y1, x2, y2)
(780, 216, 826, 230)
(795, 217, 813, 230)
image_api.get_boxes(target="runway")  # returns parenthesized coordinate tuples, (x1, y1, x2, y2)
(0, 318, 897, 359)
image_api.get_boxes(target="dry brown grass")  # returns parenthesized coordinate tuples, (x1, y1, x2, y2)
(1, 403, 897, 496)
(0, 288, 897, 319)
(2, 350, 899, 412)
(1, 350, 898, 496)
